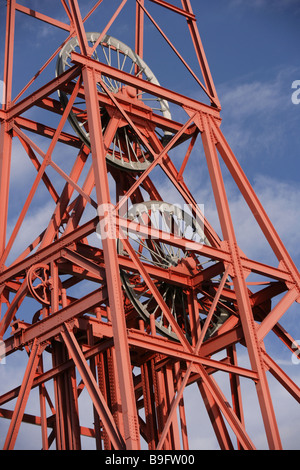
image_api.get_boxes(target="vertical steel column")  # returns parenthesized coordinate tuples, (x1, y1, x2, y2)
(0, 0, 297, 452)
(0, 0, 15, 259)
(38, 357, 49, 450)
(0, 125, 12, 262)
(2, 0, 16, 109)
(227, 345, 245, 450)
(186, 290, 201, 347)
(135, 0, 144, 59)
(140, 359, 158, 449)
(3, 339, 43, 450)
(97, 351, 111, 450)
(51, 262, 70, 449)
(61, 289, 81, 450)
(52, 341, 68, 449)
(81, 64, 140, 449)
(87, 324, 102, 450)
(61, 324, 126, 450)
(109, 348, 125, 441)
(79, 47, 141, 447)
(66, 356, 82, 449)
(201, 112, 282, 450)
(155, 365, 170, 449)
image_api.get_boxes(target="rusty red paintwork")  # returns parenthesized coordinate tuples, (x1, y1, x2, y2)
(0, 0, 299, 450)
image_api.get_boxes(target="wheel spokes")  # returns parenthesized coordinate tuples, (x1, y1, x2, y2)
(56, 33, 172, 171)
(118, 201, 231, 342)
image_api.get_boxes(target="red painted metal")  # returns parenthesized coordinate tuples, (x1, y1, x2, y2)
(0, 0, 299, 451)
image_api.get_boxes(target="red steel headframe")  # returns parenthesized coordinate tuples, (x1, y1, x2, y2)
(0, 0, 299, 451)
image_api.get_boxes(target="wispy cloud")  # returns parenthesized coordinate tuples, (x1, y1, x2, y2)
(228, 174, 300, 266)
(219, 77, 286, 119)
(216, 65, 300, 160)
(188, 168, 300, 267)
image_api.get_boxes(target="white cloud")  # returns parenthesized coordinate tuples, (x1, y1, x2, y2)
(220, 79, 285, 119)
(252, 175, 300, 257)
(217, 66, 299, 160)
(155, 131, 300, 269)
(227, 173, 300, 266)
(10, 139, 35, 186)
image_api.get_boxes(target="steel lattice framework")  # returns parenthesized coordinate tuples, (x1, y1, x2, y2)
(0, 0, 299, 451)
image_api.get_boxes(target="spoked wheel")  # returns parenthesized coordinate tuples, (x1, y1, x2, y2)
(56, 33, 172, 172)
(118, 201, 231, 342)
(27, 264, 52, 306)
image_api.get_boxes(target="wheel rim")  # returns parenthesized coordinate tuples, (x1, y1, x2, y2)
(118, 201, 231, 342)
(56, 33, 172, 171)
(27, 264, 51, 306)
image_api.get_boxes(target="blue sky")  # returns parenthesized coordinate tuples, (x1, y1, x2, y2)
(0, 0, 300, 450)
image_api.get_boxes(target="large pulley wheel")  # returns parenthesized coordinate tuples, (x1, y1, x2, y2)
(118, 201, 230, 342)
(56, 33, 172, 172)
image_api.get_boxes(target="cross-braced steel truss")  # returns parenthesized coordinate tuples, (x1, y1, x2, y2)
(0, 0, 299, 450)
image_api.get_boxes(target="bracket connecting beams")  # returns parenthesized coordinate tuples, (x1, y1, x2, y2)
(0, 0, 299, 452)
